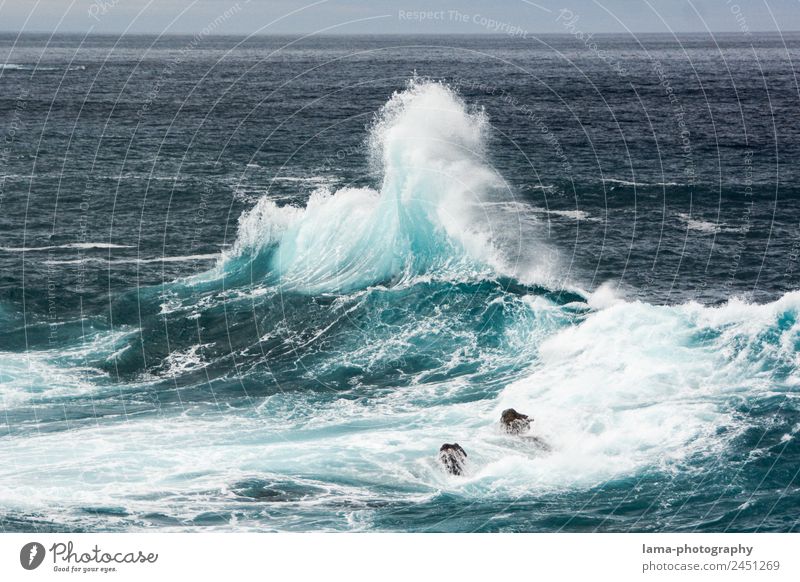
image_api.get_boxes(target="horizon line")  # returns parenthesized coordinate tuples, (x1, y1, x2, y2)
(1, 30, 798, 37)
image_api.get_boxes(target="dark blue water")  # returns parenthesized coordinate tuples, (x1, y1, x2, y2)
(1, 33, 799, 532)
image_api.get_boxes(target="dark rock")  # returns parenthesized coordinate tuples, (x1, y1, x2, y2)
(438, 443, 467, 475)
(501, 408, 532, 435)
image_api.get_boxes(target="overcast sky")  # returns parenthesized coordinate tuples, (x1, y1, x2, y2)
(0, 0, 797, 35)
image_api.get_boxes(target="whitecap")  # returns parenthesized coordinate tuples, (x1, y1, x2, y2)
(1, 242, 133, 252)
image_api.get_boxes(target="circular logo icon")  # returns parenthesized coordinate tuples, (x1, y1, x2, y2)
(20, 542, 46, 570)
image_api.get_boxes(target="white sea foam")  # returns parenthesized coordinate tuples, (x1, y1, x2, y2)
(0, 330, 136, 405)
(0, 242, 133, 252)
(0, 63, 85, 71)
(586, 281, 624, 309)
(530, 206, 603, 222)
(604, 178, 683, 187)
(677, 213, 746, 234)
(270, 176, 333, 184)
(486, 292, 800, 492)
(43, 254, 218, 265)
(160, 343, 213, 376)
(1, 292, 796, 527)
(222, 80, 554, 293)
(0, 353, 100, 406)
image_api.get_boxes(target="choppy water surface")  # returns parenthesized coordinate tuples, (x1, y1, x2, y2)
(1, 33, 799, 532)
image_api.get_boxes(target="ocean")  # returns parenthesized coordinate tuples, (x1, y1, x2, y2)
(1, 32, 799, 532)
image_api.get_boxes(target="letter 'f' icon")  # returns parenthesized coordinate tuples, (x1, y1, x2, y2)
(20, 542, 46, 570)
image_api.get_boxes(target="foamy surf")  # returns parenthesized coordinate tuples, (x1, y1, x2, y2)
(1, 65, 799, 533)
(216, 80, 553, 293)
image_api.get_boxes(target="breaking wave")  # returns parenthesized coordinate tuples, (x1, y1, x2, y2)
(1, 80, 798, 532)
(212, 80, 553, 293)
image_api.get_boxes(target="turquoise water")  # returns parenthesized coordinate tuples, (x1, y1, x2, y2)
(0, 34, 799, 532)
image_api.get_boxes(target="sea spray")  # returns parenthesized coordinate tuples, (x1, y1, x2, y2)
(3, 45, 800, 533)
(222, 80, 534, 293)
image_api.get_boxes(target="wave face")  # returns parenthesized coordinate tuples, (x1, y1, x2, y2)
(217, 80, 530, 294)
(1, 35, 800, 533)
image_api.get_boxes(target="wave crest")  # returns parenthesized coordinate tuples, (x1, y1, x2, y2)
(222, 80, 527, 293)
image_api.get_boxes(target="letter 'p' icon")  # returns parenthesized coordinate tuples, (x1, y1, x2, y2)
(20, 542, 46, 570)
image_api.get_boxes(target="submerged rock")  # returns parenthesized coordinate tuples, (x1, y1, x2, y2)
(525, 435, 552, 452)
(500, 408, 532, 435)
(438, 443, 467, 475)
